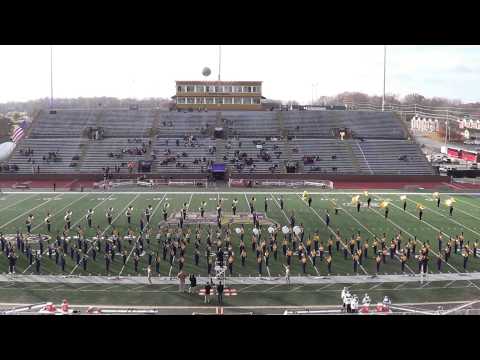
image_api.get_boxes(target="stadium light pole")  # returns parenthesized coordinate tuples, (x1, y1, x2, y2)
(218, 45, 222, 81)
(50, 45, 54, 108)
(382, 45, 386, 112)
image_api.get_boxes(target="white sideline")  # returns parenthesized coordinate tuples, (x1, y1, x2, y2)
(1, 191, 480, 195)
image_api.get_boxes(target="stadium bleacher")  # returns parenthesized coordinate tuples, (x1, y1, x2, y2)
(5, 109, 434, 176)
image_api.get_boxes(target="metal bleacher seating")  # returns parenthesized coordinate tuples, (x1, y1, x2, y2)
(6, 108, 434, 176)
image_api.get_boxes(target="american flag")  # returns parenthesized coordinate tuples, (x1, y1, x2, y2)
(11, 123, 26, 144)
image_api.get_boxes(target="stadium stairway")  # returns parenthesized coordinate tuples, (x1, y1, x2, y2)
(282, 137, 293, 174)
(75, 138, 91, 172)
(344, 140, 363, 174)
(395, 112, 414, 139)
(216, 138, 226, 163)
(276, 111, 287, 137)
(150, 110, 161, 137)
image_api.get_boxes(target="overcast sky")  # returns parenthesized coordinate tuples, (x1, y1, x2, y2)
(0, 45, 479, 104)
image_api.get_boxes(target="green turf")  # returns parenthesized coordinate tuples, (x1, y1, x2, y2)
(1, 281, 479, 307)
(1, 191, 480, 277)
(1, 190, 480, 306)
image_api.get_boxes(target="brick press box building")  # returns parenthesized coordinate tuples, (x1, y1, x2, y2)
(173, 80, 265, 111)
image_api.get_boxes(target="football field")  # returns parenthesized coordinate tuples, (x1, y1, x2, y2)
(1, 190, 480, 310)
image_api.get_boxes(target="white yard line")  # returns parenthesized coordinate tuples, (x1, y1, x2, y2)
(368, 283, 384, 291)
(5, 191, 480, 195)
(270, 193, 320, 276)
(406, 198, 480, 237)
(0, 193, 64, 230)
(293, 194, 369, 275)
(70, 194, 141, 275)
(118, 193, 166, 276)
(0, 193, 39, 214)
(340, 203, 415, 275)
(22, 194, 113, 274)
(289, 286, 303, 292)
(238, 284, 259, 292)
(371, 195, 480, 292)
(455, 197, 480, 211)
(187, 193, 194, 211)
(76, 284, 96, 291)
(243, 192, 250, 210)
(103, 284, 120, 291)
(316, 283, 335, 291)
(443, 280, 456, 288)
(131, 285, 146, 291)
(31, 193, 91, 232)
(262, 284, 284, 292)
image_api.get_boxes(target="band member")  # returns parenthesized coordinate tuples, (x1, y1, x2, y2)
(437, 196, 441, 208)
(357, 201, 361, 212)
(400, 253, 407, 272)
(125, 206, 133, 225)
(8, 251, 17, 274)
(200, 202, 206, 218)
(463, 251, 469, 270)
(367, 196, 371, 208)
(106, 207, 113, 225)
(290, 212, 295, 228)
(403, 200, 407, 211)
(325, 210, 330, 227)
(232, 198, 238, 215)
(60, 253, 66, 272)
(86, 209, 94, 228)
(216, 202, 222, 218)
(255, 255, 262, 275)
(326, 254, 332, 274)
(437, 254, 442, 271)
(308, 196, 312, 207)
(182, 202, 188, 220)
(26, 214, 34, 234)
(375, 253, 381, 273)
(44, 213, 51, 233)
(133, 254, 139, 273)
(301, 255, 307, 274)
(264, 197, 268, 213)
(449, 205, 454, 216)
(63, 210, 72, 230)
(228, 254, 234, 275)
(163, 207, 168, 221)
(280, 196, 284, 210)
(353, 253, 359, 273)
(145, 205, 153, 223)
(419, 209, 423, 221)
(249, 198, 255, 214)
(286, 248, 293, 266)
(384, 207, 389, 219)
